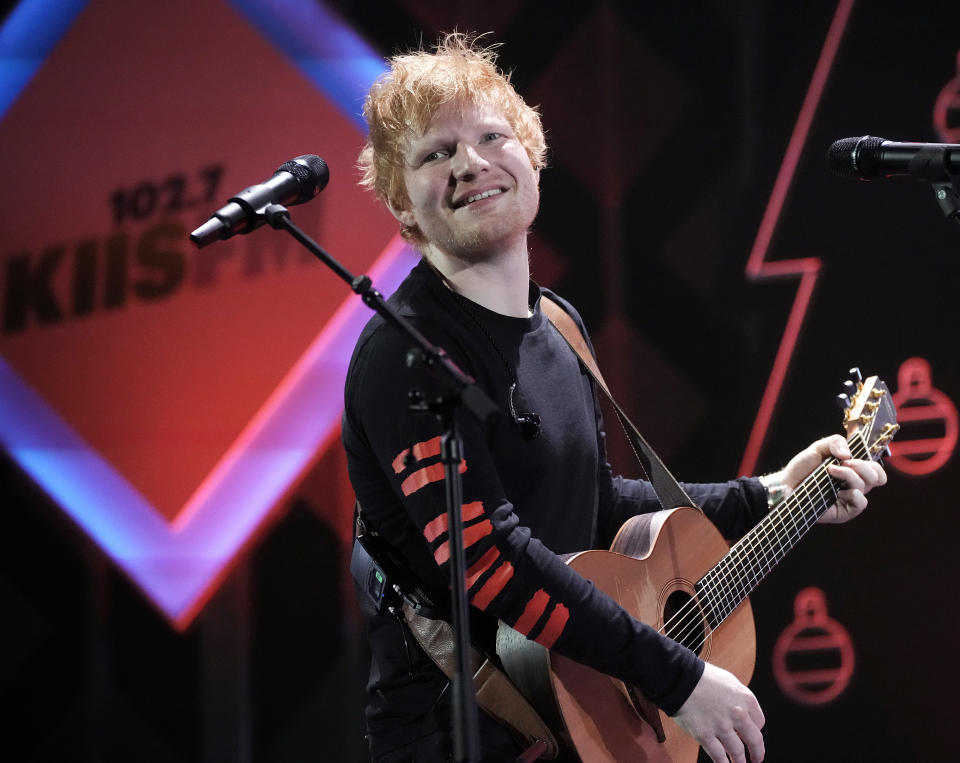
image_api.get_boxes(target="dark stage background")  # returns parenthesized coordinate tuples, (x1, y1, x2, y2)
(2, 1, 958, 760)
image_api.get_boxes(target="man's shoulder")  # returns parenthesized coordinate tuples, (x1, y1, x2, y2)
(353, 262, 457, 352)
(346, 260, 471, 392)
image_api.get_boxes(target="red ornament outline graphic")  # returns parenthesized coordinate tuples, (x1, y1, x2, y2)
(933, 51, 960, 143)
(887, 357, 958, 476)
(773, 587, 855, 705)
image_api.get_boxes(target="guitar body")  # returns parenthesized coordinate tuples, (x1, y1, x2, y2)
(499, 508, 756, 762)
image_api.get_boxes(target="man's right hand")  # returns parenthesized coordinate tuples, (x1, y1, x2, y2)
(671, 662, 765, 763)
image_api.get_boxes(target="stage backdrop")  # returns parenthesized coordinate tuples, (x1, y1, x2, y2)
(1, 0, 958, 760)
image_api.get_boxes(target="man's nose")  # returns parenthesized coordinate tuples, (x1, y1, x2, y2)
(450, 143, 488, 180)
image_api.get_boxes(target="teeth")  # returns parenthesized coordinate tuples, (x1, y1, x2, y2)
(463, 188, 503, 205)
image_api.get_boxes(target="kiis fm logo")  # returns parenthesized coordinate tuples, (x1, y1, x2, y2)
(1, 164, 317, 335)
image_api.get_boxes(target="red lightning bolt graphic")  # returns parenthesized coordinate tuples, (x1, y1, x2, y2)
(739, 0, 856, 475)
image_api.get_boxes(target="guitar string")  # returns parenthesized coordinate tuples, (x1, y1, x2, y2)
(660, 459, 843, 652)
(661, 455, 849, 652)
(703, 450, 847, 621)
(656, 431, 872, 653)
(660, 432, 871, 652)
(663, 436, 865, 653)
(713, 429, 872, 613)
(683, 431, 870, 626)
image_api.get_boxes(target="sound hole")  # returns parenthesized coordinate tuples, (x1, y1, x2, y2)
(663, 590, 707, 655)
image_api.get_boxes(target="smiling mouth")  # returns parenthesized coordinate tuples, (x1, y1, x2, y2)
(456, 188, 505, 208)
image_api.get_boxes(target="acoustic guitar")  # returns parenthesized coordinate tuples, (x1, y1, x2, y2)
(498, 372, 899, 761)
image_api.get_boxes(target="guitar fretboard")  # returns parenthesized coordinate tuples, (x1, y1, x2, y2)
(695, 432, 871, 628)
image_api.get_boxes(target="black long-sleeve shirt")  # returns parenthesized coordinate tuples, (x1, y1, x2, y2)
(342, 260, 768, 756)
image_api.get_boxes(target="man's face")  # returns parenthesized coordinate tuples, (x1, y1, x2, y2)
(392, 100, 540, 260)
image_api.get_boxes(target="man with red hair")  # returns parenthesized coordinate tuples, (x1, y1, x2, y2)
(343, 33, 885, 763)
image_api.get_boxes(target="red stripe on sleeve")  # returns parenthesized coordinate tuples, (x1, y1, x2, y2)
(401, 460, 466, 497)
(462, 518, 492, 547)
(433, 519, 492, 565)
(422, 513, 447, 544)
(391, 448, 410, 475)
(465, 546, 500, 589)
(423, 501, 486, 544)
(535, 603, 570, 649)
(392, 435, 444, 474)
(512, 589, 550, 636)
(471, 561, 514, 610)
(461, 500, 485, 522)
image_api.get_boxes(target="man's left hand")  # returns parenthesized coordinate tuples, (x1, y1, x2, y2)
(768, 434, 887, 524)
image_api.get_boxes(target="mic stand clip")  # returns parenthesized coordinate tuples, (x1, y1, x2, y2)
(906, 147, 960, 226)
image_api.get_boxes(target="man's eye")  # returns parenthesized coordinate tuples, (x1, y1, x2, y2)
(481, 132, 502, 143)
(423, 149, 447, 162)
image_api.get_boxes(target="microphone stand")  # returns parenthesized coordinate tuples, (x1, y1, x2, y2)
(260, 203, 497, 763)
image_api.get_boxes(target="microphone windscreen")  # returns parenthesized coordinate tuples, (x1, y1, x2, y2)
(828, 135, 885, 179)
(276, 154, 330, 202)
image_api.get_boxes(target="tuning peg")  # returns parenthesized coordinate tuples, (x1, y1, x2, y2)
(843, 379, 857, 397)
(836, 393, 850, 411)
(848, 367, 863, 383)
(883, 445, 892, 458)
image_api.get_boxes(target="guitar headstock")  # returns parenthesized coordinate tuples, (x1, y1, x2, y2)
(837, 368, 899, 460)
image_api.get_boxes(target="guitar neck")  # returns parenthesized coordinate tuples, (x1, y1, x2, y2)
(696, 431, 872, 628)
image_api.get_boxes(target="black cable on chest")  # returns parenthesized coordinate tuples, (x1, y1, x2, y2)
(437, 275, 542, 442)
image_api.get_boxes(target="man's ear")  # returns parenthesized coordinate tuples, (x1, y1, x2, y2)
(387, 199, 416, 229)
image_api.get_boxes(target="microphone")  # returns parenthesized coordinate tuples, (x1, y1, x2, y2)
(507, 382, 541, 441)
(190, 154, 329, 247)
(829, 136, 960, 181)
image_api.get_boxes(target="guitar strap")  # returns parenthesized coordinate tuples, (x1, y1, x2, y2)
(541, 296, 699, 512)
